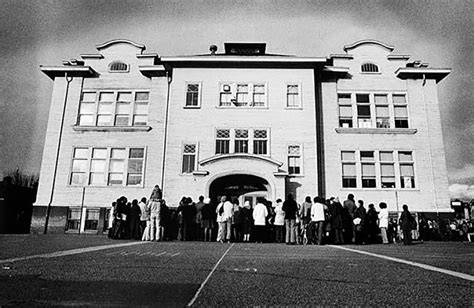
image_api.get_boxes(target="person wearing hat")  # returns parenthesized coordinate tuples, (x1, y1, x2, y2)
(201, 197, 213, 241)
(241, 201, 253, 242)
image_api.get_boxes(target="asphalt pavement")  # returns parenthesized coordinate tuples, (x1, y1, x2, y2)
(0, 235, 472, 306)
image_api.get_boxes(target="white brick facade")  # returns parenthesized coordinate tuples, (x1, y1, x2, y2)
(32, 39, 451, 233)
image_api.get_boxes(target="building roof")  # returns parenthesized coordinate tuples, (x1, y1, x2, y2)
(343, 39, 395, 52)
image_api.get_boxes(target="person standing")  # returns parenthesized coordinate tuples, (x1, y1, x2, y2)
(253, 197, 269, 243)
(354, 199, 367, 244)
(201, 198, 213, 242)
(331, 197, 344, 244)
(400, 204, 416, 245)
(108, 201, 116, 239)
(195, 196, 205, 241)
(283, 194, 298, 245)
(241, 201, 253, 242)
(231, 198, 243, 242)
(274, 199, 285, 243)
(148, 186, 162, 241)
(378, 202, 389, 244)
(216, 196, 233, 243)
(343, 194, 357, 243)
(311, 197, 327, 245)
(138, 197, 148, 239)
(129, 199, 142, 240)
(365, 203, 378, 244)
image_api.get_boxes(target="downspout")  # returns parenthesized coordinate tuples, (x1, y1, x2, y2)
(44, 73, 73, 234)
(160, 70, 172, 192)
(421, 74, 439, 215)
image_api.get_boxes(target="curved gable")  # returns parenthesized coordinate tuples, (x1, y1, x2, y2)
(343, 39, 394, 53)
(96, 39, 146, 52)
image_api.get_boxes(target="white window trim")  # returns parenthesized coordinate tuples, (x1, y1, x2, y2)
(184, 81, 202, 108)
(68, 146, 146, 187)
(217, 82, 268, 109)
(77, 89, 150, 127)
(181, 142, 199, 175)
(287, 143, 304, 177)
(285, 82, 303, 109)
(215, 128, 270, 155)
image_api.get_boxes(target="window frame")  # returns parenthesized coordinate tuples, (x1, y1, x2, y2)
(361, 62, 380, 74)
(77, 90, 150, 127)
(69, 146, 147, 187)
(181, 142, 198, 175)
(214, 128, 270, 155)
(286, 83, 302, 109)
(184, 81, 202, 108)
(287, 144, 303, 176)
(108, 61, 130, 73)
(218, 82, 268, 108)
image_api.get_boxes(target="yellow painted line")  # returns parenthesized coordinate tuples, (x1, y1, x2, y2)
(0, 241, 148, 264)
(329, 245, 474, 282)
(187, 243, 235, 307)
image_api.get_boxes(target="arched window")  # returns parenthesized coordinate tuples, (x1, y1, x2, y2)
(361, 63, 379, 73)
(109, 61, 129, 72)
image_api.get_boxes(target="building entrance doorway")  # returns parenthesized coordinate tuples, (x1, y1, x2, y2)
(209, 174, 270, 207)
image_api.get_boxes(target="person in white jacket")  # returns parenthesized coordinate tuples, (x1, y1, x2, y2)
(216, 196, 233, 243)
(311, 197, 327, 245)
(253, 197, 269, 243)
(274, 199, 285, 243)
(378, 202, 389, 244)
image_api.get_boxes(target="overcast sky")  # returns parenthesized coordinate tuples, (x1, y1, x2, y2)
(1, 0, 472, 199)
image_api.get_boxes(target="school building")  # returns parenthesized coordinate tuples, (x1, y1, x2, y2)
(31, 39, 451, 234)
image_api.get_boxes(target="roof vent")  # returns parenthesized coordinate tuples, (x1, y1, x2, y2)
(209, 45, 218, 55)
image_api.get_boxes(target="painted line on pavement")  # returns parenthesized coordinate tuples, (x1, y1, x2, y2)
(0, 241, 148, 264)
(187, 243, 235, 307)
(329, 245, 474, 282)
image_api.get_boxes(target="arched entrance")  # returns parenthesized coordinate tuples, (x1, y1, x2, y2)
(208, 174, 270, 207)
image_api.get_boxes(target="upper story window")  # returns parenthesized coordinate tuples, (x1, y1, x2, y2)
(361, 62, 379, 73)
(185, 82, 201, 107)
(182, 144, 197, 174)
(109, 61, 129, 72)
(286, 84, 301, 108)
(219, 83, 267, 108)
(70, 146, 145, 187)
(78, 90, 149, 127)
(215, 128, 269, 155)
(288, 145, 302, 175)
(337, 92, 409, 129)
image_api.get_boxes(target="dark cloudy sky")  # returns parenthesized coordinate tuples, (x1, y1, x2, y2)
(1, 0, 472, 199)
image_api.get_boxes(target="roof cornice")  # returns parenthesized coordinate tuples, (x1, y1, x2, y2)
(40, 66, 98, 79)
(395, 67, 451, 83)
(96, 39, 146, 51)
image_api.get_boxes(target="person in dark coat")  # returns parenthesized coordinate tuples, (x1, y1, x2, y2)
(365, 203, 378, 244)
(282, 193, 298, 245)
(330, 197, 344, 244)
(128, 199, 142, 240)
(400, 204, 416, 245)
(201, 198, 213, 242)
(113, 196, 128, 239)
(354, 199, 367, 244)
(343, 194, 357, 243)
(241, 201, 253, 242)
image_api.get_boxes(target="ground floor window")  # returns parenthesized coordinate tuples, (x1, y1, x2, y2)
(66, 208, 81, 231)
(84, 208, 100, 231)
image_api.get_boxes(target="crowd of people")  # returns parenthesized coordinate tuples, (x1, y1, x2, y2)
(108, 186, 470, 245)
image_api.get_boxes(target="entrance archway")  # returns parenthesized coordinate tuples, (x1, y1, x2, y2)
(208, 174, 270, 207)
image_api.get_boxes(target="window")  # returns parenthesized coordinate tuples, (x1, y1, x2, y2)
(234, 129, 249, 153)
(380, 151, 395, 188)
(375, 94, 390, 128)
(219, 83, 267, 107)
(253, 130, 268, 155)
(108, 148, 125, 186)
(70, 147, 145, 187)
(341, 151, 356, 188)
(70, 148, 89, 185)
(287, 84, 301, 108)
(66, 208, 81, 231)
(185, 83, 200, 107)
(399, 151, 415, 188)
(288, 145, 301, 175)
(133, 92, 149, 125)
(216, 129, 230, 154)
(84, 208, 100, 231)
(338, 94, 353, 128)
(361, 63, 379, 73)
(78, 90, 150, 127)
(182, 144, 196, 173)
(360, 151, 375, 188)
(79, 92, 96, 125)
(109, 61, 129, 72)
(393, 94, 409, 128)
(356, 94, 371, 128)
(127, 148, 145, 185)
(89, 148, 107, 185)
(337, 92, 410, 130)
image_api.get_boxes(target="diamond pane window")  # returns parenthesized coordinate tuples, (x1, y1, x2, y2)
(216, 129, 230, 154)
(186, 83, 200, 107)
(288, 145, 301, 175)
(287, 84, 300, 107)
(253, 129, 268, 155)
(182, 143, 196, 173)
